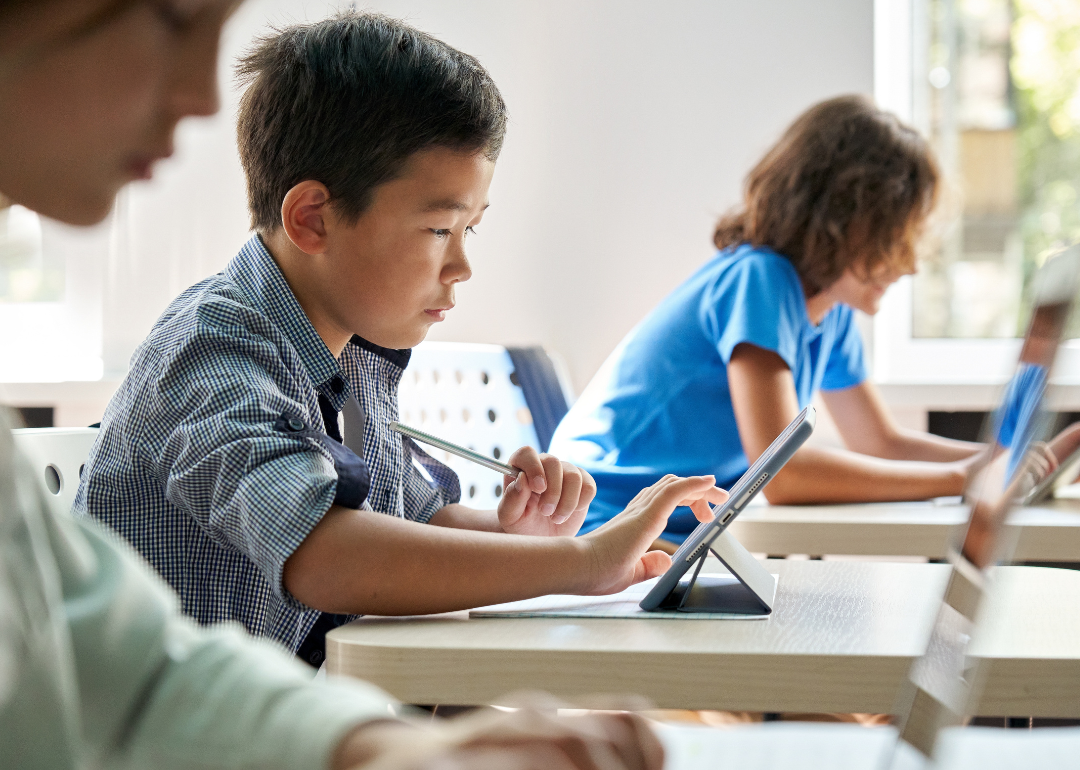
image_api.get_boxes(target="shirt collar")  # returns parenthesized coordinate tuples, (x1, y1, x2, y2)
(349, 335, 412, 369)
(226, 235, 350, 406)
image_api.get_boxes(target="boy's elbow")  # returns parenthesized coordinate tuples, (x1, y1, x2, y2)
(283, 509, 356, 613)
(283, 546, 336, 613)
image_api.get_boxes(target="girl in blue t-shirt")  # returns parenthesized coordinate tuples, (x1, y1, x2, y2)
(552, 96, 996, 545)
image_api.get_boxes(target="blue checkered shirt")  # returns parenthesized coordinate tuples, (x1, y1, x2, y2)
(73, 235, 460, 652)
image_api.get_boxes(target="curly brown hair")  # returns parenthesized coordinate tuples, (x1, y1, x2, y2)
(714, 95, 939, 295)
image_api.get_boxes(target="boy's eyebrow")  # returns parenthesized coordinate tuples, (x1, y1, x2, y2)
(421, 199, 491, 213)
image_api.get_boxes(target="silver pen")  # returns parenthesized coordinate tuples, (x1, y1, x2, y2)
(390, 421, 517, 476)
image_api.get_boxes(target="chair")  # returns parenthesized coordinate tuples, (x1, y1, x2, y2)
(505, 346, 574, 453)
(398, 342, 573, 510)
(12, 427, 99, 514)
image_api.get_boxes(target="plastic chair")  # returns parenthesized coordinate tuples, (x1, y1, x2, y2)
(505, 346, 574, 453)
(398, 342, 573, 510)
(12, 427, 99, 514)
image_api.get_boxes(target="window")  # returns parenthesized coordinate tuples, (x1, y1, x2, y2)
(0, 203, 102, 382)
(874, 0, 1080, 384)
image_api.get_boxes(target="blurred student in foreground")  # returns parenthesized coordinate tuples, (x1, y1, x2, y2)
(0, 1, 662, 768)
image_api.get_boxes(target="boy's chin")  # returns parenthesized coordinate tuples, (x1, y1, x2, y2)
(368, 325, 431, 350)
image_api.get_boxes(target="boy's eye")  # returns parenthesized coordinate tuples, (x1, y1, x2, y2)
(430, 226, 478, 239)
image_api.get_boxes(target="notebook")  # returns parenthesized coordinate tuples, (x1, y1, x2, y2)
(469, 573, 775, 620)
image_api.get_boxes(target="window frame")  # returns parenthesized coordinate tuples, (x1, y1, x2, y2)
(872, 0, 1080, 387)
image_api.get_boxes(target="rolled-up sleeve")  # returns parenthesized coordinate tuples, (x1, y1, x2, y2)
(145, 325, 345, 606)
(402, 437, 461, 523)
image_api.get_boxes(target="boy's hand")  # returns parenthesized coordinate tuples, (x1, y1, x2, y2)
(497, 447, 597, 537)
(335, 707, 663, 770)
(577, 475, 728, 596)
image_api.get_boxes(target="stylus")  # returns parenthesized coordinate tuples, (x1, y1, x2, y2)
(390, 421, 517, 476)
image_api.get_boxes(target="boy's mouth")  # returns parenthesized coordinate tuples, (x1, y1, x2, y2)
(425, 306, 453, 321)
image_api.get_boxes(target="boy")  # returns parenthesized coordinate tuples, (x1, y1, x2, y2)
(75, 11, 724, 667)
(0, 1, 666, 768)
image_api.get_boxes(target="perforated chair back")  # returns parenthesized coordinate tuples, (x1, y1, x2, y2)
(399, 342, 560, 510)
(12, 427, 99, 515)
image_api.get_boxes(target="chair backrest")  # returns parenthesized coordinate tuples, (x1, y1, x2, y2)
(12, 427, 99, 514)
(505, 346, 573, 453)
(398, 342, 572, 511)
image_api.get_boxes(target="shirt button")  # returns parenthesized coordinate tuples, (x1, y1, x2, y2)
(330, 376, 345, 395)
(287, 417, 305, 431)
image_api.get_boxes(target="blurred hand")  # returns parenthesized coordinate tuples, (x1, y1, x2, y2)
(1024, 440, 1058, 485)
(335, 707, 664, 770)
(578, 474, 728, 596)
(1048, 421, 1080, 484)
(497, 447, 597, 536)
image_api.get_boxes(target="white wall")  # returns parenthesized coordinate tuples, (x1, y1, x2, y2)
(100, 0, 874, 393)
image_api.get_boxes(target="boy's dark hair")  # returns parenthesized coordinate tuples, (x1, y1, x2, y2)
(714, 95, 939, 294)
(236, 12, 508, 232)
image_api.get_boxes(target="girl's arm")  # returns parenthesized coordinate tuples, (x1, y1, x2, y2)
(728, 343, 972, 504)
(820, 381, 983, 462)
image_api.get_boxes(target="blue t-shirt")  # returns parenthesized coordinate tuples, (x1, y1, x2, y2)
(550, 244, 867, 541)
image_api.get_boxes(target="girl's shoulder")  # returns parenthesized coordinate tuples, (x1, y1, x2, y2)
(703, 243, 803, 299)
(717, 242, 797, 275)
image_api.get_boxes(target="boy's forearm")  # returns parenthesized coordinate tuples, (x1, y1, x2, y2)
(428, 504, 503, 532)
(763, 446, 967, 505)
(283, 506, 593, 615)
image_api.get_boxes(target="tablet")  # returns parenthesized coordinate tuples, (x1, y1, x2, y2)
(639, 405, 816, 611)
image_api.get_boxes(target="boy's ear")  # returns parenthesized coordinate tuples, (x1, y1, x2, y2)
(280, 181, 331, 255)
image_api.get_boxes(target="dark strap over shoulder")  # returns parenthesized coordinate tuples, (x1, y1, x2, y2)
(292, 396, 372, 665)
(295, 611, 352, 668)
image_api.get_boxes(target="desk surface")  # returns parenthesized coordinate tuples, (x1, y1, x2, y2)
(326, 560, 1080, 717)
(728, 497, 1080, 561)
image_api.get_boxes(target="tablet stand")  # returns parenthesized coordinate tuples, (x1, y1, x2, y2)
(664, 529, 777, 615)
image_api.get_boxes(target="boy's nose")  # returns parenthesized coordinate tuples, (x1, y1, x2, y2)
(444, 245, 473, 284)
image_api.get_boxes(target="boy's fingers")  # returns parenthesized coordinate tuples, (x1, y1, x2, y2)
(649, 475, 716, 512)
(558, 469, 597, 527)
(552, 463, 582, 523)
(509, 446, 548, 493)
(689, 498, 713, 523)
(680, 486, 728, 521)
(538, 454, 564, 515)
(499, 472, 531, 527)
(637, 550, 672, 582)
(705, 487, 729, 504)
(580, 468, 597, 508)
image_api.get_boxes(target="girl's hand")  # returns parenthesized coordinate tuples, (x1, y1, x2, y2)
(497, 447, 596, 536)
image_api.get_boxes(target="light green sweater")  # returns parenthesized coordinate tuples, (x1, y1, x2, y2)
(0, 417, 398, 769)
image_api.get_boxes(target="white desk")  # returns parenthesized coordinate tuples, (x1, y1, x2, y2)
(326, 560, 1080, 717)
(660, 722, 1080, 770)
(727, 498, 1080, 561)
